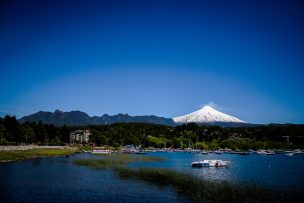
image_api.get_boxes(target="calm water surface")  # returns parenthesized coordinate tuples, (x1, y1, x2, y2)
(0, 152, 303, 202)
(133, 152, 304, 190)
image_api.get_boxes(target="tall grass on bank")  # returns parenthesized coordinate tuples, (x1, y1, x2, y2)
(116, 167, 299, 203)
(0, 148, 79, 162)
(74, 153, 165, 169)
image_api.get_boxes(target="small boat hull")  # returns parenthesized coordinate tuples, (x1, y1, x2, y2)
(191, 160, 230, 167)
(91, 150, 111, 154)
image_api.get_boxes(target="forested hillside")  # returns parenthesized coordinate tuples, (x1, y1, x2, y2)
(1, 116, 303, 149)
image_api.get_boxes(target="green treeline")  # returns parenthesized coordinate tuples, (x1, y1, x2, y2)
(1, 115, 303, 149)
(0, 116, 70, 145)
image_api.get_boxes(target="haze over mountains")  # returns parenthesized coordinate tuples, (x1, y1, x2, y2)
(18, 106, 247, 127)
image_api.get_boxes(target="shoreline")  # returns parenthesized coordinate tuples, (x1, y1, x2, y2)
(0, 145, 78, 151)
(0, 146, 80, 163)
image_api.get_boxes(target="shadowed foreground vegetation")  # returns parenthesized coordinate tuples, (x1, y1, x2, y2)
(0, 148, 79, 162)
(75, 154, 302, 203)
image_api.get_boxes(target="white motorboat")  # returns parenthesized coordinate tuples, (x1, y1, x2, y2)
(201, 150, 209, 154)
(286, 152, 294, 156)
(214, 150, 223, 154)
(256, 150, 275, 155)
(294, 149, 304, 154)
(191, 160, 230, 167)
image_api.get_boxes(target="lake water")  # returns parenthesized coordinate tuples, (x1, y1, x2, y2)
(1, 152, 304, 202)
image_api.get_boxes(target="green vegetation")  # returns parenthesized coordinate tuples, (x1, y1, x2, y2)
(147, 135, 169, 148)
(0, 148, 79, 162)
(81, 146, 93, 151)
(74, 153, 165, 169)
(116, 167, 298, 203)
(1, 115, 304, 149)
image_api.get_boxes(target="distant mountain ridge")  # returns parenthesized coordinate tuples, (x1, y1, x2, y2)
(18, 110, 175, 126)
(19, 107, 250, 127)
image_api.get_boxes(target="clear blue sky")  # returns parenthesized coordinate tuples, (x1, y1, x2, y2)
(1, 0, 304, 124)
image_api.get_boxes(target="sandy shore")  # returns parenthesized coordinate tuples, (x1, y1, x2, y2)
(0, 145, 77, 151)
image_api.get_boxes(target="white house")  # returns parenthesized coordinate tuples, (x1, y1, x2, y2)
(70, 130, 91, 143)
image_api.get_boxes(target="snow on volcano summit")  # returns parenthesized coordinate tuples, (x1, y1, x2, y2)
(173, 106, 245, 123)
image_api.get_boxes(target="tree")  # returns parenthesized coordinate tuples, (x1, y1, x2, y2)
(35, 121, 48, 145)
(93, 130, 109, 146)
(23, 125, 36, 144)
(0, 124, 7, 145)
(60, 125, 70, 144)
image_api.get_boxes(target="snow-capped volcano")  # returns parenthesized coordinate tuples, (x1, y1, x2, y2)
(173, 106, 245, 124)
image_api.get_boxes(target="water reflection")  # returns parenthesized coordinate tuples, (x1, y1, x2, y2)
(0, 153, 191, 203)
(1, 152, 304, 203)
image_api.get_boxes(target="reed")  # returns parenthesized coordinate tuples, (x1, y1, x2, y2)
(116, 167, 299, 203)
(74, 153, 165, 169)
(0, 148, 79, 162)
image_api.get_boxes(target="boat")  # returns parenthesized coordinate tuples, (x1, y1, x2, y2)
(191, 160, 230, 167)
(286, 152, 294, 156)
(284, 149, 304, 156)
(214, 150, 223, 154)
(294, 149, 304, 154)
(191, 149, 201, 153)
(235, 151, 250, 155)
(256, 150, 275, 155)
(228, 151, 237, 154)
(201, 150, 208, 154)
(91, 149, 111, 154)
(123, 144, 141, 154)
(135, 150, 147, 154)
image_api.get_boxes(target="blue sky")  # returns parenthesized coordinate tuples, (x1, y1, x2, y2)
(1, 0, 304, 124)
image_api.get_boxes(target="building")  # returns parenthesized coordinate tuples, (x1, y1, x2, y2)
(70, 130, 91, 143)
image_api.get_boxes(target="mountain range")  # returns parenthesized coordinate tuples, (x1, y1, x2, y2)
(18, 110, 175, 126)
(18, 106, 247, 127)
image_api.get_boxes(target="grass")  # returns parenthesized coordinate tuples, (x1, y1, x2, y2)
(74, 153, 165, 169)
(116, 167, 300, 203)
(81, 146, 93, 151)
(0, 148, 80, 162)
(75, 154, 302, 203)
